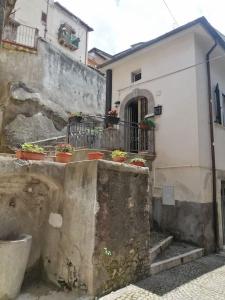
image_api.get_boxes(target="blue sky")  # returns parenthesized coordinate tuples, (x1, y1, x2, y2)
(59, 0, 225, 55)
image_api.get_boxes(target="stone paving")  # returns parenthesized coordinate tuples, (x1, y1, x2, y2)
(18, 282, 92, 300)
(100, 253, 225, 300)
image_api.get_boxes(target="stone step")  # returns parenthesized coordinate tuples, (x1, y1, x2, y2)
(151, 245, 204, 275)
(150, 235, 173, 262)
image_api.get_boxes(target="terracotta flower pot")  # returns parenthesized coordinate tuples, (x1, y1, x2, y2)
(130, 161, 145, 167)
(139, 123, 149, 130)
(113, 157, 126, 163)
(15, 150, 22, 159)
(56, 152, 72, 163)
(88, 152, 104, 160)
(106, 116, 120, 125)
(16, 151, 45, 161)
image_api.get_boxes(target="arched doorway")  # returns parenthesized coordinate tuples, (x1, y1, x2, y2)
(120, 89, 155, 153)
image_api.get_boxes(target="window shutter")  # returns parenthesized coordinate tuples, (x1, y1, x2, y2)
(215, 84, 222, 124)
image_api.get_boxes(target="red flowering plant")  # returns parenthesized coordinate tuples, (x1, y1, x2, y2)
(107, 109, 118, 117)
(106, 109, 120, 125)
(55, 144, 73, 153)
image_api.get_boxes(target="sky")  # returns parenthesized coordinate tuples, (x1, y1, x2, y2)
(59, 0, 225, 55)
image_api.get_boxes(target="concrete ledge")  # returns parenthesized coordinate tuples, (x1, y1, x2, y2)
(181, 248, 204, 264)
(150, 248, 204, 275)
(150, 236, 173, 262)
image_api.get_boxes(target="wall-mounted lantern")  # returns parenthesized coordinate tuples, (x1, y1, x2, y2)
(114, 101, 120, 108)
(154, 105, 163, 116)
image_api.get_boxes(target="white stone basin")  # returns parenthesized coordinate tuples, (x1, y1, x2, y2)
(0, 234, 32, 299)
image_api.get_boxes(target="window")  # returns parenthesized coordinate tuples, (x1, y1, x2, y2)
(41, 12, 47, 24)
(214, 84, 222, 124)
(131, 70, 142, 82)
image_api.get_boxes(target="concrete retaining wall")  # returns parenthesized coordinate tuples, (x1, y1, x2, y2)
(0, 39, 106, 150)
(0, 157, 151, 297)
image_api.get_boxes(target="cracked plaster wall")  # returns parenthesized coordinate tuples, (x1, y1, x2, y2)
(0, 158, 150, 297)
(0, 40, 106, 150)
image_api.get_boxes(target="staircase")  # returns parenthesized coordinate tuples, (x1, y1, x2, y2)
(150, 231, 204, 275)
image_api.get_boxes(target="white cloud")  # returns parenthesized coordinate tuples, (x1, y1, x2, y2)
(58, 0, 225, 54)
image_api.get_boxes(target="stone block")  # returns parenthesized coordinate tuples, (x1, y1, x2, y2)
(181, 248, 204, 264)
(151, 257, 182, 275)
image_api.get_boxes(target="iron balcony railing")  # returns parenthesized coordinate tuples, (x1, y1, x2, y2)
(3, 20, 39, 49)
(67, 115, 155, 155)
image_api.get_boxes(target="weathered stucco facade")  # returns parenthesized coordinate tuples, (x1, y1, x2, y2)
(13, 0, 92, 64)
(0, 39, 105, 150)
(0, 157, 150, 297)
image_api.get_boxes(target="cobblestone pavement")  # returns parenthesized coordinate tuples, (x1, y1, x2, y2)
(100, 253, 225, 300)
(18, 282, 92, 300)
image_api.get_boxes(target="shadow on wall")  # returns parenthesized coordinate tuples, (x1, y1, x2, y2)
(0, 173, 62, 282)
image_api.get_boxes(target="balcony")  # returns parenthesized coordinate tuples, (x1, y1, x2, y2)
(58, 23, 80, 51)
(3, 19, 39, 50)
(67, 115, 155, 156)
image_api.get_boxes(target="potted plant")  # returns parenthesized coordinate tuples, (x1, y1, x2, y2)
(130, 157, 146, 167)
(139, 121, 150, 130)
(68, 112, 83, 123)
(16, 143, 46, 161)
(139, 118, 156, 129)
(88, 151, 104, 160)
(111, 150, 127, 163)
(106, 109, 120, 126)
(55, 144, 73, 163)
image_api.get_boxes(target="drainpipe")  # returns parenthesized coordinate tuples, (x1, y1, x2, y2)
(44, 0, 50, 39)
(85, 30, 88, 65)
(105, 69, 113, 115)
(206, 41, 220, 252)
(0, 0, 6, 45)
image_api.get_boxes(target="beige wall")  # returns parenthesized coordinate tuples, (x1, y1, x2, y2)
(14, 0, 89, 63)
(194, 31, 225, 246)
(104, 30, 204, 204)
(103, 25, 225, 208)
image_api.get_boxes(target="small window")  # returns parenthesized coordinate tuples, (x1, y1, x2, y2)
(41, 12, 47, 24)
(214, 84, 222, 124)
(131, 70, 142, 82)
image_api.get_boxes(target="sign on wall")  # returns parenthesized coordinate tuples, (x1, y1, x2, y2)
(162, 185, 175, 206)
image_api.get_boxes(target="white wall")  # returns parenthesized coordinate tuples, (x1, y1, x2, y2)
(111, 31, 199, 165)
(105, 30, 207, 203)
(14, 0, 89, 63)
(47, 4, 88, 63)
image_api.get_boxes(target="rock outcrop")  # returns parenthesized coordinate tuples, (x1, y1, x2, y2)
(0, 81, 68, 152)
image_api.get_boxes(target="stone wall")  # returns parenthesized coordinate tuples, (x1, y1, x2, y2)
(0, 39, 106, 151)
(152, 198, 215, 253)
(0, 157, 151, 297)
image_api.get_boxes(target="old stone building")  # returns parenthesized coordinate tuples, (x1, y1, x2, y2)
(3, 0, 93, 63)
(100, 17, 225, 252)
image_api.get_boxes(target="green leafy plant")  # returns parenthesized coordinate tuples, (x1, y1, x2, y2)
(143, 118, 156, 128)
(130, 157, 146, 164)
(111, 150, 127, 159)
(104, 247, 112, 256)
(21, 143, 44, 154)
(90, 127, 103, 135)
(69, 112, 83, 117)
(56, 144, 73, 153)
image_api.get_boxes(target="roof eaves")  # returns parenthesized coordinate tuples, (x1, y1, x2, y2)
(99, 16, 225, 69)
(89, 47, 113, 59)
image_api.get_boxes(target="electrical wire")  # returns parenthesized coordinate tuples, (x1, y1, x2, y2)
(162, 0, 179, 27)
(117, 52, 225, 93)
